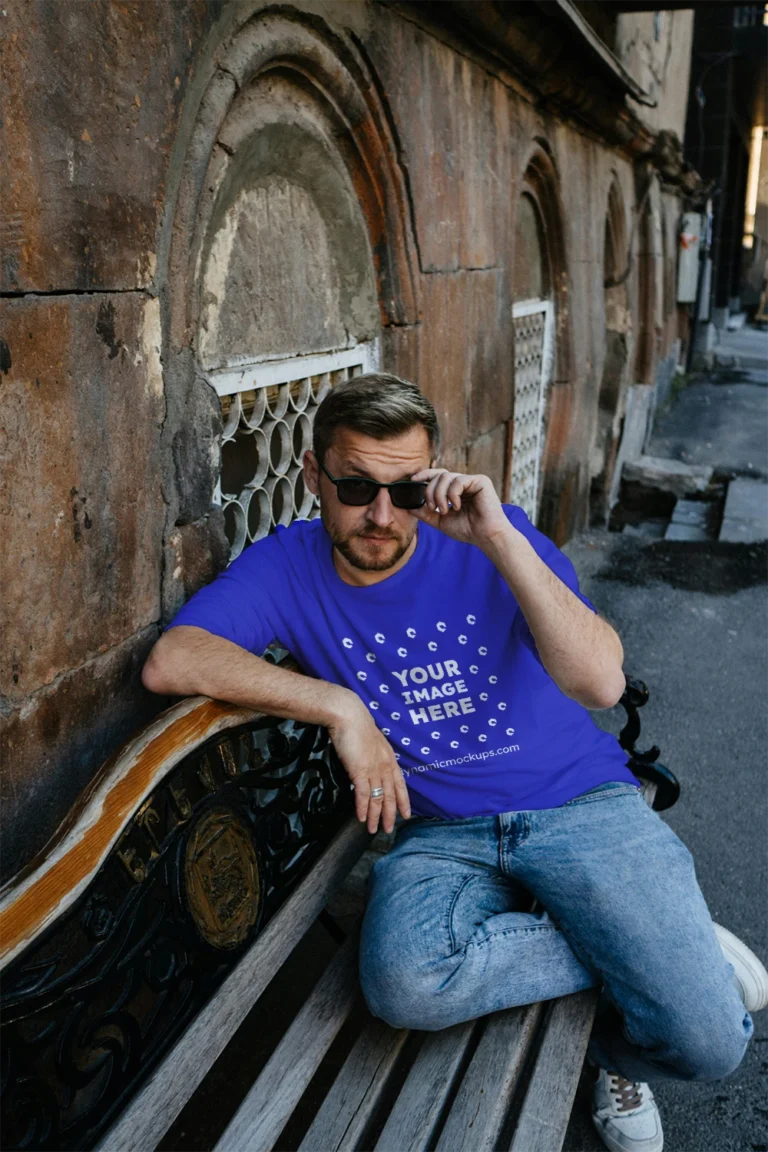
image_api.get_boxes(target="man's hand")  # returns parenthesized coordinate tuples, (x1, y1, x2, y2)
(327, 695, 411, 834)
(143, 626, 410, 836)
(410, 469, 509, 550)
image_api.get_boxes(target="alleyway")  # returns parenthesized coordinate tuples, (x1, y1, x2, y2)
(563, 340, 768, 1152)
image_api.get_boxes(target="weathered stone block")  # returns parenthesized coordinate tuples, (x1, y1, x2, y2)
(162, 512, 231, 624)
(418, 273, 470, 451)
(467, 269, 514, 437)
(0, 294, 165, 700)
(0, 626, 160, 885)
(623, 455, 714, 499)
(467, 423, 508, 497)
(366, 6, 510, 273)
(0, 0, 215, 291)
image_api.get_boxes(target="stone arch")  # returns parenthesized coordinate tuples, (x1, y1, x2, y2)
(590, 176, 633, 525)
(633, 171, 663, 386)
(155, 11, 420, 600)
(510, 141, 574, 541)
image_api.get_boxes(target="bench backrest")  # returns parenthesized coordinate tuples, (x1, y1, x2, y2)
(0, 655, 365, 1152)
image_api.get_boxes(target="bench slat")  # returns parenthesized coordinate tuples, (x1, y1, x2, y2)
(215, 930, 361, 1152)
(508, 989, 599, 1152)
(298, 1014, 409, 1152)
(373, 1020, 476, 1152)
(435, 1002, 544, 1152)
(98, 818, 369, 1152)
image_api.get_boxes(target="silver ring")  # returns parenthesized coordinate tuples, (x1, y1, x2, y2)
(370, 787, 384, 799)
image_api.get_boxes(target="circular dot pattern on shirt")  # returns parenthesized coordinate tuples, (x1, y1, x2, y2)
(460, 725, 469, 733)
(498, 702, 507, 710)
(343, 638, 353, 648)
(479, 734, 487, 743)
(466, 614, 476, 624)
(458, 635, 467, 644)
(437, 622, 446, 632)
(402, 737, 410, 745)
(375, 633, 385, 643)
(451, 741, 459, 748)
(407, 627, 416, 638)
(366, 653, 376, 663)
(421, 746, 430, 755)
(397, 647, 407, 657)
(379, 684, 389, 693)
(489, 675, 498, 684)
(478, 646, 487, 656)
(469, 665, 478, 674)
(357, 671, 367, 681)
(431, 731, 440, 739)
(480, 693, 488, 701)
(506, 728, 515, 736)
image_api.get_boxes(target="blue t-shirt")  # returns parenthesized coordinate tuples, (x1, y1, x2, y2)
(169, 505, 638, 817)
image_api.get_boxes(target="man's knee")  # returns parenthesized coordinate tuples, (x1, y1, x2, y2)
(655, 1002, 752, 1081)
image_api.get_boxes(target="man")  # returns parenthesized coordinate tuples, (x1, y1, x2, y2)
(143, 373, 766, 1152)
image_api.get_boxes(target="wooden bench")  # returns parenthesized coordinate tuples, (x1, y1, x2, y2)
(0, 652, 677, 1152)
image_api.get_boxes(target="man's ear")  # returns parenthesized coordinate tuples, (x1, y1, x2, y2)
(303, 449, 320, 496)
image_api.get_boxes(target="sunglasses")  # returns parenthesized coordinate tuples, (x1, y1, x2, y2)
(319, 461, 428, 509)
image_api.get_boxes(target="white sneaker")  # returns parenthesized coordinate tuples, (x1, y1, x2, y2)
(714, 923, 768, 1012)
(592, 1067, 663, 1152)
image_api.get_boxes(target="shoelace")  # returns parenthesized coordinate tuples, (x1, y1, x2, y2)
(609, 1074, 644, 1113)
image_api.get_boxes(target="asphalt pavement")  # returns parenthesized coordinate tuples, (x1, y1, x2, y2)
(563, 348, 768, 1152)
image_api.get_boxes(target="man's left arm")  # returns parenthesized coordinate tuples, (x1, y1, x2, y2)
(411, 467, 625, 710)
(481, 522, 625, 709)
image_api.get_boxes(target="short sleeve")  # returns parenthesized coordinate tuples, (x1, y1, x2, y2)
(167, 538, 284, 655)
(503, 504, 598, 614)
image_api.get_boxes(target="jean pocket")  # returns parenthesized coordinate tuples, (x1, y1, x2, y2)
(563, 782, 640, 806)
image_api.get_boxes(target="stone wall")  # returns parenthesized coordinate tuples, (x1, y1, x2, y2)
(0, 0, 690, 882)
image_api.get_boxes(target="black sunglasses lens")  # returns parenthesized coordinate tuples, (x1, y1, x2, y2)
(391, 483, 427, 510)
(336, 478, 379, 506)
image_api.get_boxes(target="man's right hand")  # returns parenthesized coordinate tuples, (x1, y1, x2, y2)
(327, 696, 411, 835)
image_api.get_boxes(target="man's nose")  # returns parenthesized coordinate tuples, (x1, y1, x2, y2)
(366, 486, 395, 526)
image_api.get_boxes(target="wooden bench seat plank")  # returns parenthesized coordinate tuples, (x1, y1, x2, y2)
(215, 930, 361, 1152)
(435, 1002, 544, 1152)
(298, 1014, 410, 1152)
(373, 1020, 476, 1152)
(97, 818, 369, 1152)
(508, 989, 599, 1152)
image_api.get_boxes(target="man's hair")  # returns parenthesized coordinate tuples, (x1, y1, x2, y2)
(312, 373, 440, 463)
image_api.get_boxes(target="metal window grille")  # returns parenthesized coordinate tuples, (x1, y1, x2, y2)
(509, 300, 554, 523)
(204, 342, 380, 562)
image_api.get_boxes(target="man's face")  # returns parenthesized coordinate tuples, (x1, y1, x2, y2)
(304, 425, 433, 575)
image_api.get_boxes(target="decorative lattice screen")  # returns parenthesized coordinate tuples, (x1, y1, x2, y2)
(204, 343, 379, 561)
(510, 300, 554, 523)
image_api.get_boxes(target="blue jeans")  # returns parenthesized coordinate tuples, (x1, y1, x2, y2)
(359, 782, 752, 1082)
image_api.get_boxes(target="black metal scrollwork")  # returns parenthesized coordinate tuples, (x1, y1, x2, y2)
(0, 712, 351, 1151)
(618, 676, 680, 812)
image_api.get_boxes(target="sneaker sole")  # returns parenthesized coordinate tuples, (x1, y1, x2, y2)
(592, 1113, 664, 1152)
(714, 923, 768, 1013)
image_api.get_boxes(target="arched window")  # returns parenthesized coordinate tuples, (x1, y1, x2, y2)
(510, 187, 555, 524)
(163, 13, 420, 568)
(197, 104, 381, 561)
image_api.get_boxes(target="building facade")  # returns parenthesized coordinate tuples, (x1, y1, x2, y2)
(0, 0, 700, 882)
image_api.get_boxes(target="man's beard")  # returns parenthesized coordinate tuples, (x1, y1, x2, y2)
(323, 516, 416, 572)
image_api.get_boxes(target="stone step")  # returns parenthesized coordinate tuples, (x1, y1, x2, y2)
(622, 455, 714, 500)
(718, 477, 768, 543)
(670, 499, 710, 528)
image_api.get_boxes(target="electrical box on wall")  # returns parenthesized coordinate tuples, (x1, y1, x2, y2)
(677, 212, 702, 303)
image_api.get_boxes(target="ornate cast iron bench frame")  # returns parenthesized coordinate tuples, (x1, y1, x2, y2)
(0, 658, 677, 1152)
